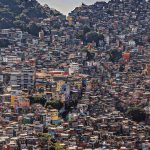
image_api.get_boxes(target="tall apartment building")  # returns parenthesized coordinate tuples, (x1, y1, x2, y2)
(10, 69, 34, 89)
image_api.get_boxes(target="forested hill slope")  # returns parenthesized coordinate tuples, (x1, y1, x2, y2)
(0, 0, 63, 33)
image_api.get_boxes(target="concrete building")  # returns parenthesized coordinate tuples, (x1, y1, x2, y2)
(69, 63, 79, 75)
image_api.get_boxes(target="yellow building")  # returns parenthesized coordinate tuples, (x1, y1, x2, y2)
(74, 81, 82, 89)
(50, 109, 59, 121)
(56, 80, 65, 92)
(11, 95, 16, 105)
(67, 16, 73, 25)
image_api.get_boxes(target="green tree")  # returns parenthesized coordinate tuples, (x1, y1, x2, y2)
(27, 22, 41, 36)
(37, 133, 51, 139)
(46, 100, 63, 110)
(86, 31, 99, 43)
(83, 25, 91, 35)
(29, 96, 47, 106)
(75, 32, 84, 40)
(109, 49, 122, 62)
(86, 31, 104, 46)
(19, 13, 28, 22)
(38, 88, 44, 93)
(126, 107, 146, 122)
(53, 22, 61, 29)
(0, 39, 10, 48)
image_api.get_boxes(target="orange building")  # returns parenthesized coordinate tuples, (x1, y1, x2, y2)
(122, 52, 130, 61)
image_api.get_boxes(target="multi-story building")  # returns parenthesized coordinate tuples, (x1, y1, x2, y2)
(10, 69, 34, 89)
(69, 63, 79, 75)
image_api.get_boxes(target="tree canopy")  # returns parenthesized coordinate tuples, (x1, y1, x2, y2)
(86, 31, 104, 46)
(126, 107, 146, 122)
(27, 22, 41, 36)
(29, 96, 47, 106)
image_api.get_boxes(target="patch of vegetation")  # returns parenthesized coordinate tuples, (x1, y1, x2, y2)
(126, 107, 146, 122)
(29, 96, 47, 106)
(0, 0, 63, 36)
(0, 38, 10, 48)
(46, 100, 63, 110)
